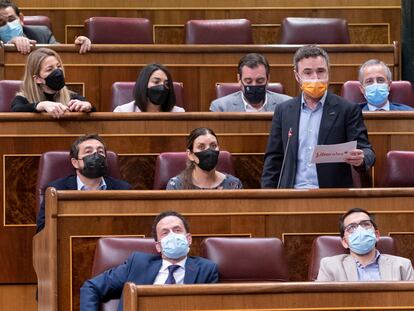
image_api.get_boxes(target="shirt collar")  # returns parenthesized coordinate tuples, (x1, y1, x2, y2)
(300, 91, 327, 110)
(367, 100, 390, 111)
(354, 250, 381, 268)
(159, 257, 188, 272)
(241, 91, 268, 112)
(77, 175, 107, 190)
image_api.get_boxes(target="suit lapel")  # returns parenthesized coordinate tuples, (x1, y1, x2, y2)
(65, 175, 78, 190)
(379, 255, 393, 280)
(286, 98, 301, 162)
(343, 255, 358, 281)
(318, 93, 339, 145)
(231, 92, 245, 112)
(143, 258, 163, 284)
(183, 257, 199, 284)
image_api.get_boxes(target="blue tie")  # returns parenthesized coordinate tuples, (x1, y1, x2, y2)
(165, 265, 180, 284)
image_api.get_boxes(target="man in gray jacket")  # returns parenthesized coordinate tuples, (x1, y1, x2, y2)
(210, 53, 291, 112)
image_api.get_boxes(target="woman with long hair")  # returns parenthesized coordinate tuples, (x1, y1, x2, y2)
(167, 127, 242, 190)
(11, 47, 94, 117)
(113, 63, 184, 112)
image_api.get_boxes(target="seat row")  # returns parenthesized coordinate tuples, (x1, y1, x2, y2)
(25, 16, 351, 45)
(36, 149, 414, 213)
(1, 80, 413, 112)
(90, 235, 396, 310)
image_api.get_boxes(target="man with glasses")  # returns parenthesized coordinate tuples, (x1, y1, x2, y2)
(317, 208, 414, 281)
(261, 45, 375, 189)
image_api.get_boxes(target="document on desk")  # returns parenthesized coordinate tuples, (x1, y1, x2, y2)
(311, 141, 357, 163)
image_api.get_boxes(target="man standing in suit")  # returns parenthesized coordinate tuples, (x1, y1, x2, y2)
(317, 208, 414, 281)
(0, 1, 91, 54)
(80, 211, 219, 310)
(36, 134, 131, 232)
(261, 45, 375, 189)
(358, 59, 414, 111)
(209, 53, 291, 112)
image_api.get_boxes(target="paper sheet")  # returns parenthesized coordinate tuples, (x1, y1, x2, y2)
(311, 141, 357, 164)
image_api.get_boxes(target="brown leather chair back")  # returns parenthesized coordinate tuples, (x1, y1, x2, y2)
(279, 17, 350, 44)
(341, 80, 414, 107)
(378, 151, 414, 187)
(110, 81, 184, 111)
(0, 80, 22, 111)
(85, 17, 153, 44)
(201, 237, 289, 282)
(153, 151, 235, 189)
(308, 235, 396, 281)
(215, 82, 285, 99)
(36, 150, 121, 214)
(91, 237, 158, 311)
(24, 15, 52, 29)
(185, 19, 253, 44)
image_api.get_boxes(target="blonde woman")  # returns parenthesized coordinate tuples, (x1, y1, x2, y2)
(11, 48, 94, 118)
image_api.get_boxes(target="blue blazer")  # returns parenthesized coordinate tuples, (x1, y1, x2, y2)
(80, 252, 219, 311)
(360, 102, 414, 111)
(36, 175, 131, 232)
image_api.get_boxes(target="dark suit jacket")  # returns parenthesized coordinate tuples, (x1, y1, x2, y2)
(360, 101, 414, 111)
(80, 252, 219, 311)
(261, 92, 375, 188)
(23, 25, 58, 44)
(36, 175, 131, 232)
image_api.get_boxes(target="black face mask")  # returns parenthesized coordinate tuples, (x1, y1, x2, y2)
(79, 153, 107, 179)
(243, 84, 266, 104)
(147, 85, 169, 106)
(44, 68, 66, 91)
(194, 148, 220, 172)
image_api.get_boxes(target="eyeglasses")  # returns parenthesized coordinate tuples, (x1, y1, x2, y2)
(344, 220, 373, 234)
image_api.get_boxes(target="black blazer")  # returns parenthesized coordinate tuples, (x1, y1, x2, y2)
(23, 25, 57, 44)
(261, 92, 375, 188)
(36, 175, 131, 232)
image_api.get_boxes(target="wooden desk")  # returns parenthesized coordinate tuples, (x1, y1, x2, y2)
(0, 43, 399, 111)
(33, 188, 414, 311)
(123, 282, 414, 311)
(2, 111, 414, 287)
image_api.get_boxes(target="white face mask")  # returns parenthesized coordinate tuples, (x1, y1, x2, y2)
(0, 19, 23, 42)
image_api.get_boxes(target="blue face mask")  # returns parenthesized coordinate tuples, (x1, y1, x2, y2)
(160, 232, 189, 259)
(348, 227, 377, 255)
(364, 83, 389, 107)
(0, 19, 23, 43)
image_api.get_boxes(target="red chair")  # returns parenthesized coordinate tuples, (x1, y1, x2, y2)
(36, 151, 121, 214)
(91, 237, 157, 311)
(23, 16, 52, 29)
(153, 151, 235, 189)
(279, 17, 350, 44)
(110, 81, 184, 111)
(308, 235, 396, 281)
(201, 237, 289, 282)
(185, 19, 253, 44)
(85, 17, 153, 44)
(0, 80, 22, 112)
(215, 82, 285, 99)
(378, 151, 414, 187)
(341, 80, 414, 107)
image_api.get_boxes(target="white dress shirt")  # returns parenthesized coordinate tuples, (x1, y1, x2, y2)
(153, 257, 187, 285)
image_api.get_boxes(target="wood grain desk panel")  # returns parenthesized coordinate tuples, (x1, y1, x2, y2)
(33, 188, 414, 311)
(0, 44, 398, 112)
(124, 282, 414, 311)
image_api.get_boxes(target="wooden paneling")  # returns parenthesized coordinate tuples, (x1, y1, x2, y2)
(0, 44, 399, 112)
(0, 285, 37, 311)
(33, 189, 414, 311)
(124, 282, 414, 311)
(14, 1, 401, 45)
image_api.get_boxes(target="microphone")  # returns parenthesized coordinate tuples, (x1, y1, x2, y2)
(277, 127, 293, 189)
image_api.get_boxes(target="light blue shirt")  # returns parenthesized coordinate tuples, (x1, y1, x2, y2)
(76, 175, 107, 190)
(355, 250, 381, 281)
(294, 92, 327, 189)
